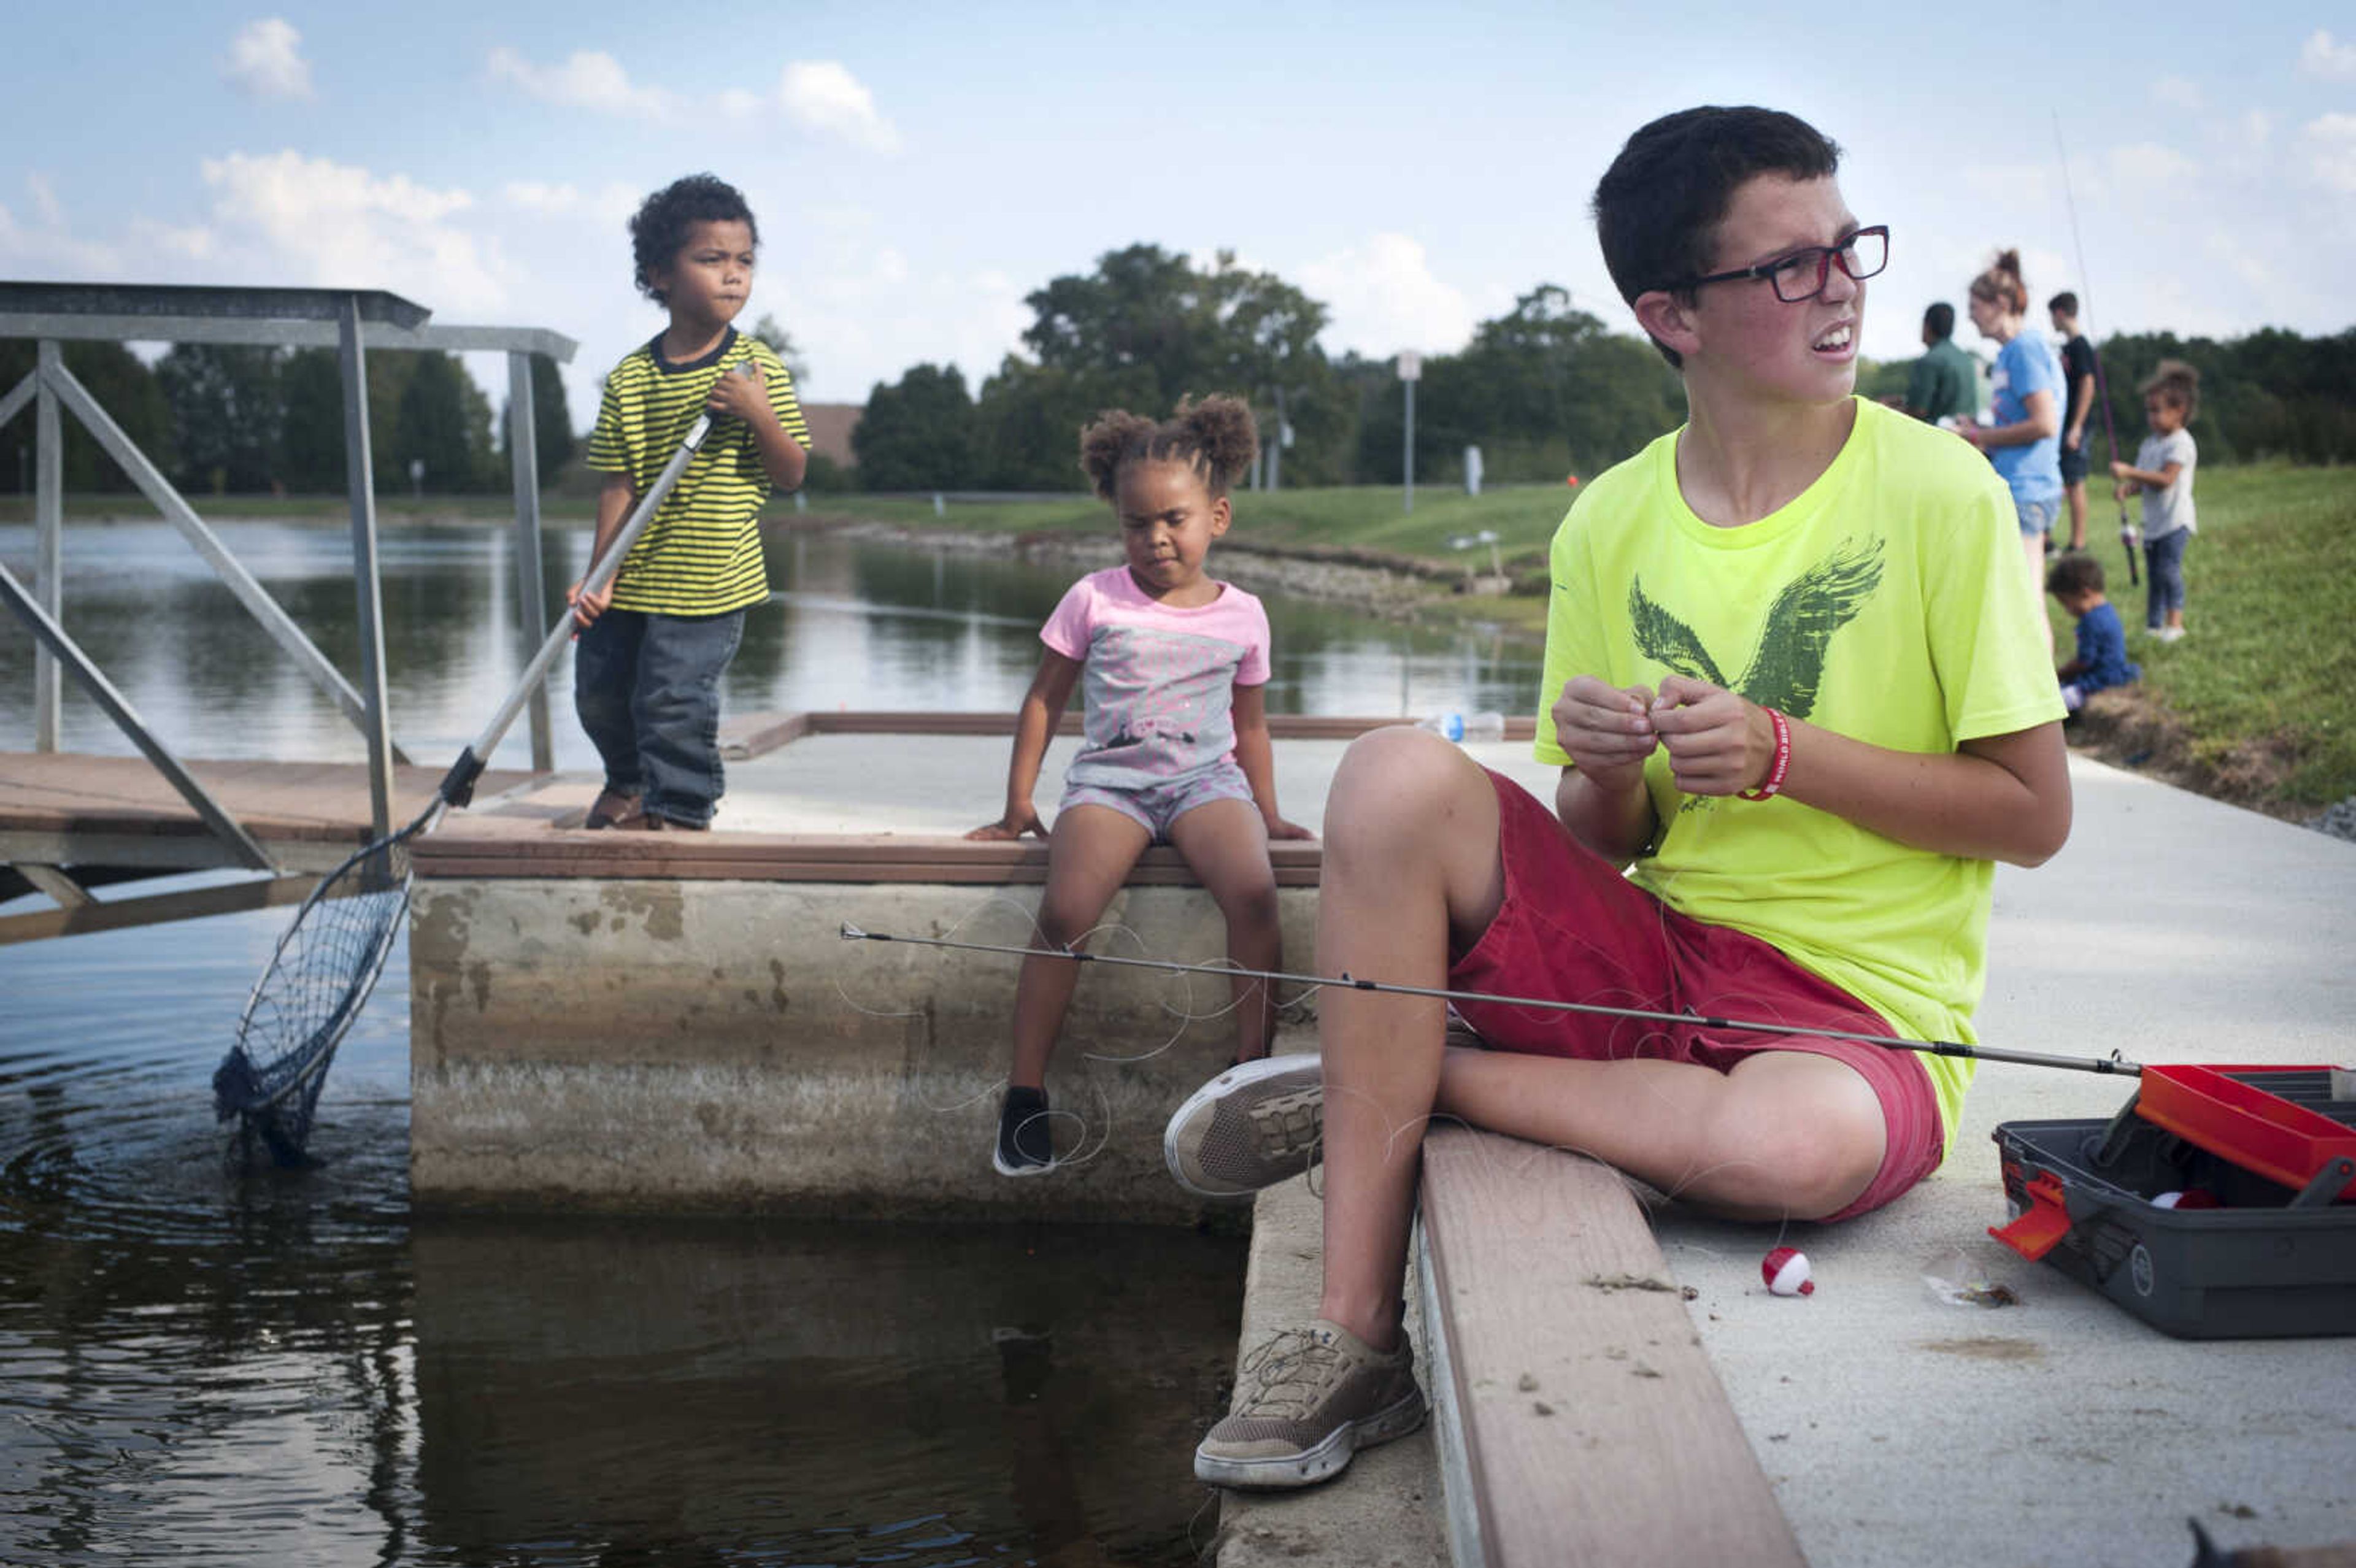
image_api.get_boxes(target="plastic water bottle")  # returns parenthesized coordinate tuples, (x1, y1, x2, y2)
(1417, 711, 1506, 743)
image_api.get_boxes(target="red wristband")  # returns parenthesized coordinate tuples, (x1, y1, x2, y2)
(1738, 707, 1790, 801)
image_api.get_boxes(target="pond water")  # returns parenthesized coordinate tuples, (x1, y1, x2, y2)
(0, 519, 1542, 1563)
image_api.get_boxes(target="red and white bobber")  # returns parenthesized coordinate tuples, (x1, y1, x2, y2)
(1761, 1246, 1815, 1297)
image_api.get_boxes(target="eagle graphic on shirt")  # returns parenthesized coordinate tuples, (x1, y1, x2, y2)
(1628, 535, 1885, 808)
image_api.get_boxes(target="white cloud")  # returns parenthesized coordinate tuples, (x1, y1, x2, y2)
(1298, 233, 1479, 357)
(25, 173, 63, 228)
(2106, 142, 2199, 186)
(198, 150, 510, 313)
(2152, 75, 2203, 111)
(2241, 110, 2276, 152)
(223, 18, 314, 101)
(777, 61, 900, 153)
(0, 179, 126, 274)
(486, 47, 672, 119)
(2297, 28, 2356, 81)
(1957, 162, 2058, 209)
(2301, 112, 2356, 193)
(501, 179, 637, 225)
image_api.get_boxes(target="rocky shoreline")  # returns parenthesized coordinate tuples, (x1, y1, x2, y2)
(782, 514, 1478, 621)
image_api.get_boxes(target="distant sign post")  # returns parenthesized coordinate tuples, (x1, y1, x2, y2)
(1398, 351, 1421, 514)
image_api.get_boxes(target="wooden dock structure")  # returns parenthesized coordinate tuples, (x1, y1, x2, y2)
(0, 751, 537, 942)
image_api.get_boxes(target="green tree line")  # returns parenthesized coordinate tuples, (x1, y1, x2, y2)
(0, 340, 574, 498)
(852, 247, 1689, 493)
(855, 245, 2352, 493)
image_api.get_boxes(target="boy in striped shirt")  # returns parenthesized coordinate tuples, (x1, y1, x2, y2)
(572, 174, 810, 831)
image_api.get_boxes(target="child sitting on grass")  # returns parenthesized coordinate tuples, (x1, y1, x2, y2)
(2047, 553, 2138, 715)
(967, 395, 1312, 1177)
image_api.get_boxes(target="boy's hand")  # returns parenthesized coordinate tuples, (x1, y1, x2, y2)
(1647, 675, 1773, 797)
(1552, 675, 1660, 793)
(967, 805, 1046, 841)
(566, 577, 613, 628)
(707, 361, 771, 425)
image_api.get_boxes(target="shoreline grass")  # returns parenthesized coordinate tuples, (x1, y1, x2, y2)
(7, 464, 2350, 809)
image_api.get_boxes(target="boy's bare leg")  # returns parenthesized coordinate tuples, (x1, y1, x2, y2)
(1432, 1047, 1885, 1221)
(1009, 805, 1152, 1090)
(1314, 729, 1508, 1350)
(2065, 481, 2088, 551)
(1166, 798, 1282, 1063)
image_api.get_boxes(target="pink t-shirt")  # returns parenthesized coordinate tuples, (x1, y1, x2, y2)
(1041, 566, 1271, 788)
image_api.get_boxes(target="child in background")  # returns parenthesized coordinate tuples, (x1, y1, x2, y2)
(968, 396, 1312, 1177)
(2112, 359, 2200, 643)
(2046, 554, 2138, 714)
(572, 174, 810, 831)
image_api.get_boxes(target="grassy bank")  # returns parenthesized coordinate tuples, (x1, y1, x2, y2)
(8, 464, 2350, 810)
(2053, 463, 2355, 812)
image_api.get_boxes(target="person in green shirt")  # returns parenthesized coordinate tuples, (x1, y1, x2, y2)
(1904, 301, 1979, 425)
(1166, 105, 2070, 1495)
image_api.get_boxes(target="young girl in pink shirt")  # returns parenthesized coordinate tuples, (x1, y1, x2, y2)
(968, 395, 1312, 1176)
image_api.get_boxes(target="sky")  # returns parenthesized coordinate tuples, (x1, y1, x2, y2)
(4, 2, 2352, 431)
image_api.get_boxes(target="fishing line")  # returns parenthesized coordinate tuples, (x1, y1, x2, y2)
(2054, 110, 2141, 583)
(839, 922, 2143, 1079)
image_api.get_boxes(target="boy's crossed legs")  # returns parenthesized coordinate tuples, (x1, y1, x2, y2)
(1186, 727, 1942, 1486)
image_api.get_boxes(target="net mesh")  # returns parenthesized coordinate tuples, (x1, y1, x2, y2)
(212, 834, 418, 1168)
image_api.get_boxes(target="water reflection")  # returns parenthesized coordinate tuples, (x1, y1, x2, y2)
(0, 519, 1543, 767)
(0, 909, 1243, 1564)
(0, 515, 1533, 1562)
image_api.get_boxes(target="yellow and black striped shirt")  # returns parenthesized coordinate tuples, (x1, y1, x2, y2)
(585, 327, 810, 616)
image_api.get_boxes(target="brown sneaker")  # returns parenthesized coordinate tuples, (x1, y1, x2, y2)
(582, 789, 639, 830)
(1193, 1319, 1425, 1489)
(1163, 1055, 1323, 1199)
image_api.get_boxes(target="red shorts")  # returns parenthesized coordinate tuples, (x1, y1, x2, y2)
(1446, 770, 1945, 1221)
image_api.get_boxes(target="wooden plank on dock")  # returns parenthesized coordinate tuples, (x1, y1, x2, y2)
(717, 709, 1538, 759)
(0, 871, 319, 945)
(1418, 1126, 1804, 1568)
(0, 752, 539, 846)
(412, 824, 1324, 885)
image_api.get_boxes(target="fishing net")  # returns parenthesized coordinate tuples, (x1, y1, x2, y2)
(211, 814, 433, 1168)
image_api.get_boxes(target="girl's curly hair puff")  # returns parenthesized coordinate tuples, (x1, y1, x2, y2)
(1078, 394, 1259, 501)
(2138, 358, 2201, 421)
(1968, 248, 2030, 315)
(629, 174, 759, 307)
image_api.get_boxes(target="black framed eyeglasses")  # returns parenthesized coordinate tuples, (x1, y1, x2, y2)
(1676, 226, 1889, 303)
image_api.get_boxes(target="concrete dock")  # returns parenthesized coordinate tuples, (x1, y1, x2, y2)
(404, 715, 2356, 1566)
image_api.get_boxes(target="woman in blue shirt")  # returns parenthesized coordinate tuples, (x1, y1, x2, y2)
(1958, 247, 2063, 657)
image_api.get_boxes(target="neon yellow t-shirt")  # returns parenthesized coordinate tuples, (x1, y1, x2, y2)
(585, 328, 810, 617)
(1534, 398, 2065, 1149)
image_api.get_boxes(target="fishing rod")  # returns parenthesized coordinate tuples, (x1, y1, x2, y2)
(2054, 110, 2140, 586)
(839, 923, 2142, 1079)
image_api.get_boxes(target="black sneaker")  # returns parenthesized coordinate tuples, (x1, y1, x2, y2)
(994, 1085, 1056, 1177)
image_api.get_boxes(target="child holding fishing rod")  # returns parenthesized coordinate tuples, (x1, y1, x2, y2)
(1165, 106, 2070, 1491)
(571, 174, 811, 832)
(967, 396, 1312, 1178)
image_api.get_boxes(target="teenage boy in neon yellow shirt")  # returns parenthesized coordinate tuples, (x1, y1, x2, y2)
(1167, 105, 2070, 1491)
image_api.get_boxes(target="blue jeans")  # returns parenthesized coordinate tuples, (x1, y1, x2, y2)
(2144, 529, 2190, 626)
(2013, 494, 2057, 537)
(573, 607, 745, 826)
